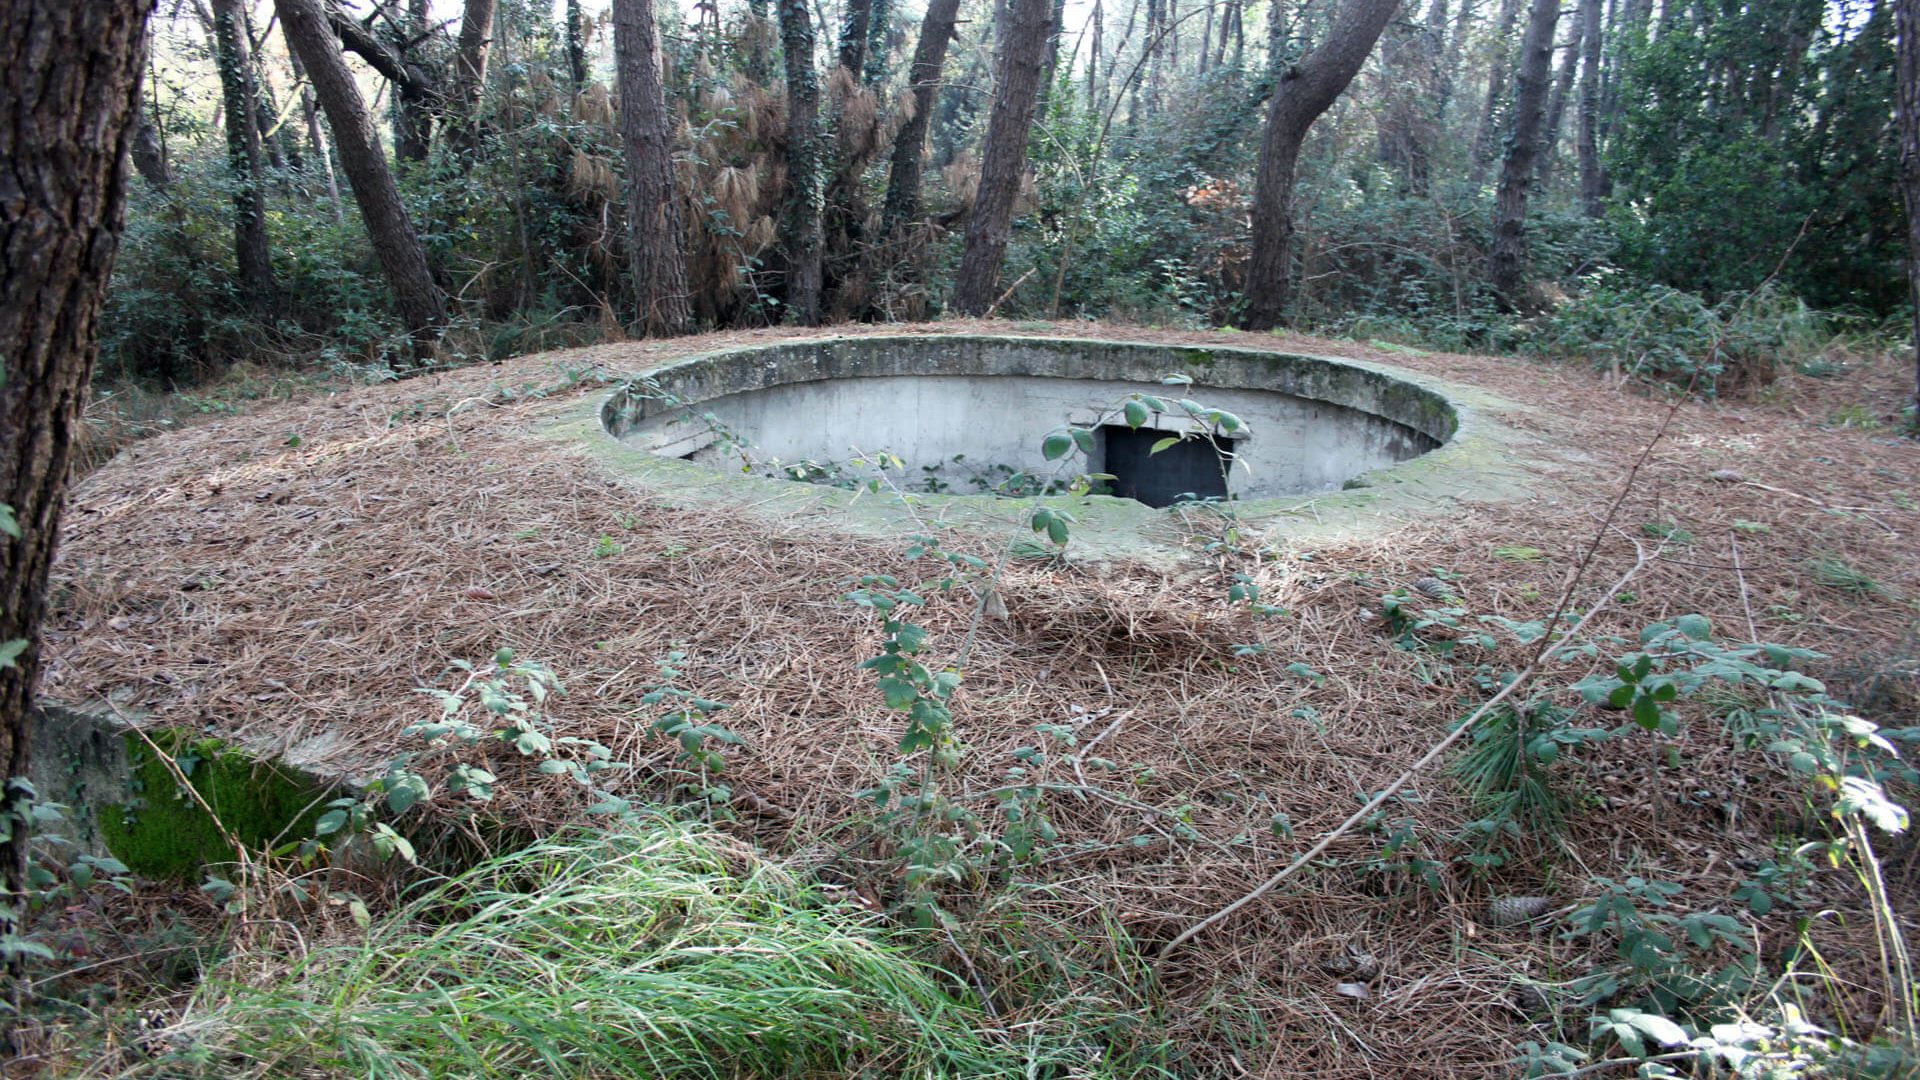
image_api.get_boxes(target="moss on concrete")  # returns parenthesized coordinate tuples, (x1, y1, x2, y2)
(98, 730, 327, 880)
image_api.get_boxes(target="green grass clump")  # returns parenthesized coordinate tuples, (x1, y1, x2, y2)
(165, 820, 1024, 1078)
(1810, 555, 1884, 597)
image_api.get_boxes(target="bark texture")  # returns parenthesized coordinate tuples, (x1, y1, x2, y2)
(1487, 0, 1558, 305)
(278, 0, 446, 359)
(212, 0, 276, 309)
(613, 0, 693, 335)
(950, 0, 1056, 315)
(1239, 0, 1401, 330)
(777, 0, 824, 324)
(1899, 0, 1920, 418)
(0, 0, 153, 1033)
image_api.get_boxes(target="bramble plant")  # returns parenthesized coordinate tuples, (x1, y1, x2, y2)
(307, 648, 633, 865)
(638, 649, 741, 812)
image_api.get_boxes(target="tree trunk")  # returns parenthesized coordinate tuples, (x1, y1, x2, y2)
(838, 0, 875, 80)
(777, 0, 825, 324)
(278, 0, 445, 359)
(1239, 0, 1401, 330)
(0, 0, 152, 1040)
(1088, 0, 1103, 100)
(881, 0, 964, 238)
(288, 45, 346, 224)
(1575, 0, 1606, 216)
(392, 0, 434, 163)
(1898, 0, 1919, 418)
(613, 0, 693, 335)
(1039, 0, 1069, 109)
(212, 0, 276, 310)
(1536, 0, 1582, 187)
(567, 0, 589, 89)
(1487, 0, 1558, 305)
(1468, 0, 1522, 186)
(132, 105, 171, 189)
(950, 0, 1056, 315)
(244, 3, 297, 172)
(448, 0, 498, 154)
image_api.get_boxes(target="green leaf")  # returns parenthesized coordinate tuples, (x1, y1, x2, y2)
(0, 504, 17, 539)
(1149, 436, 1181, 455)
(1122, 401, 1150, 428)
(385, 773, 430, 814)
(315, 809, 349, 836)
(1674, 613, 1713, 641)
(1070, 427, 1096, 453)
(1046, 517, 1069, 546)
(1632, 695, 1663, 731)
(0, 639, 25, 671)
(1836, 776, 1910, 833)
(1625, 1012, 1690, 1047)
(1041, 433, 1072, 460)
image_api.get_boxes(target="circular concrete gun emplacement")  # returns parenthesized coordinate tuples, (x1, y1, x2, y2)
(574, 334, 1536, 560)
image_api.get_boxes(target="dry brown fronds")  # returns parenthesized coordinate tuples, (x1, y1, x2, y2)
(943, 151, 980, 209)
(572, 83, 615, 127)
(709, 166, 760, 226)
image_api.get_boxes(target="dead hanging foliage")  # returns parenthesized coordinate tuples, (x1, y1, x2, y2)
(572, 83, 615, 127)
(944, 152, 982, 211)
(569, 150, 620, 204)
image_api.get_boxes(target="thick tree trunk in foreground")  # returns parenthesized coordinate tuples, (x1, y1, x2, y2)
(278, 0, 446, 360)
(0, 0, 153, 1041)
(777, 0, 825, 324)
(1487, 0, 1559, 306)
(950, 0, 1056, 315)
(1239, 0, 1401, 330)
(1575, 0, 1607, 216)
(879, 0, 964, 239)
(1898, 0, 1920, 420)
(448, 0, 499, 154)
(613, 0, 693, 335)
(211, 0, 276, 310)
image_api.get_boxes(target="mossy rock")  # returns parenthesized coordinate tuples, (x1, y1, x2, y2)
(99, 731, 328, 881)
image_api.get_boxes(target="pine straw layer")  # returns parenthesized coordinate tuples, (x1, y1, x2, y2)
(42, 321, 1920, 1077)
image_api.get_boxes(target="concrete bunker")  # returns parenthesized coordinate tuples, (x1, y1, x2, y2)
(601, 336, 1458, 508)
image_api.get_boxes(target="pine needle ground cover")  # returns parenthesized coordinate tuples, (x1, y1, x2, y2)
(36, 322, 1920, 1078)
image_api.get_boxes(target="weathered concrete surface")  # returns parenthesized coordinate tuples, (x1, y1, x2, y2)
(544, 334, 1545, 563)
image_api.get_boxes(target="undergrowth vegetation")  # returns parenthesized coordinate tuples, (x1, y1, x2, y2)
(152, 821, 1052, 1079)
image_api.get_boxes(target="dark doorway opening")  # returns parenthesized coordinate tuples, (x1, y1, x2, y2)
(1100, 426, 1233, 508)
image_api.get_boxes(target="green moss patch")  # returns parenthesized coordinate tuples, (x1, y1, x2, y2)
(99, 731, 329, 880)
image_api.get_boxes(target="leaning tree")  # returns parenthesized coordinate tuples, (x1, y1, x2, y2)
(1238, 0, 1401, 331)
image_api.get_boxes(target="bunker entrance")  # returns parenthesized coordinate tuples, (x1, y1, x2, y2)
(1101, 426, 1233, 508)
